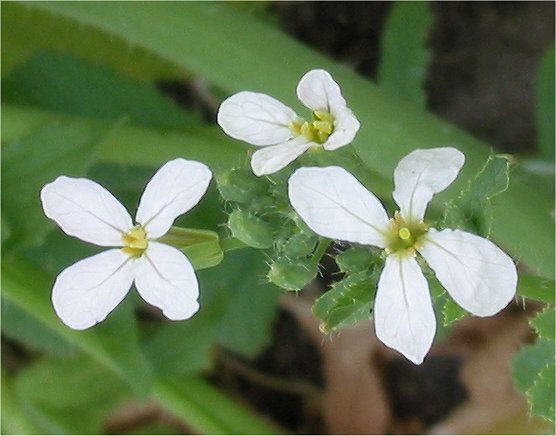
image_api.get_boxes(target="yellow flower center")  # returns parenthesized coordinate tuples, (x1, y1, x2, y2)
(122, 225, 148, 257)
(289, 110, 334, 144)
(385, 211, 428, 255)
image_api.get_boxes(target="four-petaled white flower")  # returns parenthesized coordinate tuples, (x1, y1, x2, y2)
(217, 69, 360, 176)
(288, 147, 518, 364)
(40, 158, 212, 330)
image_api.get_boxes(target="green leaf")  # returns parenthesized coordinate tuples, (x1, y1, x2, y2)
(1, 298, 74, 356)
(2, 104, 246, 174)
(313, 271, 378, 332)
(1, 2, 184, 80)
(1, 256, 153, 396)
(441, 153, 513, 235)
(529, 363, 555, 421)
(206, 249, 282, 358)
(512, 339, 554, 394)
(531, 307, 555, 341)
(2, 51, 196, 128)
(152, 377, 279, 435)
(535, 44, 555, 160)
(1, 118, 101, 251)
(1, 370, 42, 435)
(12, 355, 133, 434)
(378, 0, 432, 107)
(517, 274, 555, 305)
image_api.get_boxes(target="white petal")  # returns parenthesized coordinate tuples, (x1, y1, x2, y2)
(135, 159, 212, 239)
(41, 176, 132, 246)
(374, 253, 436, 365)
(323, 107, 361, 151)
(296, 69, 346, 112)
(392, 147, 465, 221)
(251, 137, 312, 176)
(418, 228, 517, 317)
(217, 91, 298, 146)
(134, 242, 200, 320)
(52, 249, 134, 330)
(288, 166, 389, 246)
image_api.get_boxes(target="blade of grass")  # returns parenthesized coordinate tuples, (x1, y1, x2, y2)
(152, 377, 279, 435)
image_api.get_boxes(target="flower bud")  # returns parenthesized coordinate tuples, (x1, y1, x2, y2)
(228, 209, 274, 249)
(216, 168, 268, 203)
(280, 232, 318, 259)
(267, 257, 318, 291)
(334, 246, 375, 273)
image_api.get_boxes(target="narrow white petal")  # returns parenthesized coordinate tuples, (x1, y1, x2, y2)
(217, 91, 298, 146)
(323, 107, 361, 151)
(136, 159, 212, 239)
(374, 253, 436, 365)
(52, 249, 134, 330)
(251, 137, 312, 176)
(134, 242, 200, 320)
(288, 166, 389, 246)
(418, 228, 517, 316)
(392, 147, 465, 221)
(296, 69, 346, 112)
(41, 176, 132, 246)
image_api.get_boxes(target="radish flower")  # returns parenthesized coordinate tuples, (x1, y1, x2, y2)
(217, 69, 360, 176)
(40, 158, 212, 330)
(288, 147, 517, 364)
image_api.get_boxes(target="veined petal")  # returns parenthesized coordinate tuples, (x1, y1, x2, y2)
(418, 228, 517, 317)
(296, 69, 346, 113)
(134, 242, 200, 320)
(288, 166, 389, 247)
(374, 253, 436, 365)
(217, 91, 298, 146)
(251, 136, 312, 176)
(41, 176, 132, 246)
(52, 249, 134, 330)
(136, 159, 212, 239)
(323, 107, 361, 151)
(392, 147, 465, 222)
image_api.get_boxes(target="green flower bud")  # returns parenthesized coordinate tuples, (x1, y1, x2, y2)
(335, 246, 376, 274)
(216, 168, 268, 203)
(280, 232, 318, 259)
(267, 257, 318, 291)
(228, 209, 274, 249)
(157, 227, 224, 270)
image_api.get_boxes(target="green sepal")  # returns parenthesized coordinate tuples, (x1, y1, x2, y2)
(158, 227, 224, 270)
(267, 257, 319, 291)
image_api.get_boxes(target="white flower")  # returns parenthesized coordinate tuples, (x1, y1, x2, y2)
(40, 158, 212, 330)
(217, 69, 360, 176)
(288, 147, 518, 364)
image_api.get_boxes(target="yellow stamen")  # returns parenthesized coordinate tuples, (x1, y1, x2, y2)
(122, 226, 148, 257)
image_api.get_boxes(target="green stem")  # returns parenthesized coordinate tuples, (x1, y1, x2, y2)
(312, 238, 331, 264)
